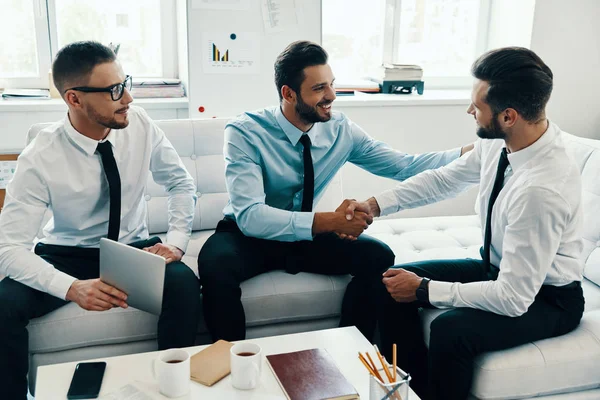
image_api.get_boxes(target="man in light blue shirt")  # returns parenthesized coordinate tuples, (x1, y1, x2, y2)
(197, 41, 471, 342)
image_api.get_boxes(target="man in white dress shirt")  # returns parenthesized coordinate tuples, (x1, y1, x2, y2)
(345, 47, 585, 399)
(0, 41, 200, 399)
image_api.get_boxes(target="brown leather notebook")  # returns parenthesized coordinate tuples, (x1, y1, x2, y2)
(189, 340, 233, 386)
(266, 348, 359, 400)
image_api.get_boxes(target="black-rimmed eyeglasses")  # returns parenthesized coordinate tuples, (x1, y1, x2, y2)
(65, 75, 133, 101)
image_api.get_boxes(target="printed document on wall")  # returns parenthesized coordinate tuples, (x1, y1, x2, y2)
(262, 0, 298, 33)
(202, 32, 260, 74)
(0, 161, 17, 190)
(192, 0, 250, 10)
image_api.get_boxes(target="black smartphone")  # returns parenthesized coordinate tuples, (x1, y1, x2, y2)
(66, 361, 107, 399)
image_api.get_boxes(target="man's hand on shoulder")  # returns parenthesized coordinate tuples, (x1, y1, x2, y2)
(66, 279, 128, 311)
(143, 243, 184, 264)
(460, 143, 475, 156)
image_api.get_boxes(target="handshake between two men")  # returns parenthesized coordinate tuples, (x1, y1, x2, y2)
(312, 197, 381, 241)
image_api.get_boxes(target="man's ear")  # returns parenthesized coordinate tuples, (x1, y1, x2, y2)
(501, 108, 518, 127)
(64, 91, 83, 109)
(281, 85, 296, 103)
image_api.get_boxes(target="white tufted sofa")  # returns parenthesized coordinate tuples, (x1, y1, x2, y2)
(23, 119, 600, 399)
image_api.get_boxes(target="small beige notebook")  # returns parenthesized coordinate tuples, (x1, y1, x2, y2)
(190, 340, 234, 386)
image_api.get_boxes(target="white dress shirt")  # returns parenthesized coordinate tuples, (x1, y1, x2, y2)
(0, 105, 196, 300)
(376, 121, 584, 317)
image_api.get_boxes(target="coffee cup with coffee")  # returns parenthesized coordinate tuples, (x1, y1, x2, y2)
(152, 348, 190, 397)
(230, 342, 262, 390)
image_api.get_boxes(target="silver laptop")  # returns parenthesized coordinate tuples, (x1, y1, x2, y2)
(99, 238, 165, 315)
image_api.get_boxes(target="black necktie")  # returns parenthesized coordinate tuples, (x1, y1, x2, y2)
(96, 141, 121, 241)
(483, 148, 510, 274)
(299, 135, 314, 212)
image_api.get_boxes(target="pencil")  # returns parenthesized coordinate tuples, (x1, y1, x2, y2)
(374, 344, 394, 384)
(361, 352, 384, 382)
(393, 343, 397, 382)
(358, 352, 376, 376)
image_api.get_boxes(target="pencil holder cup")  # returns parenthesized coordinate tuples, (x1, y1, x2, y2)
(369, 365, 411, 400)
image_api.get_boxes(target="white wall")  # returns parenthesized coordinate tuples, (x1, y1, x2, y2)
(530, 0, 600, 139)
(337, 101, 479, 218)
(0, 100, 189, 153)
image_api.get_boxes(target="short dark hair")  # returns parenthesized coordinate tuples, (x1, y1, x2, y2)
(274, 41, 328, 101)
(472, 47, 553, 122)
(52, 41, 116, 95)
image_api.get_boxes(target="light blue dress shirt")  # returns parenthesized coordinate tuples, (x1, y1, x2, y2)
(223, 106, 461, 242)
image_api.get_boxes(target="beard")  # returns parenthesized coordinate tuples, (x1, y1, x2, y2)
(86, 105, 129, 130)
(476, 112, 506, 139)
(295, 93, 332, 124)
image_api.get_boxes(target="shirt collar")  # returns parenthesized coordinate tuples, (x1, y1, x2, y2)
(506, 120, 558, 172)
(274, 106, 318, 146)
(63, 113, 116, 156)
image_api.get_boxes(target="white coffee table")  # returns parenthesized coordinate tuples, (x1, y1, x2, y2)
(35, 326, 420, 399)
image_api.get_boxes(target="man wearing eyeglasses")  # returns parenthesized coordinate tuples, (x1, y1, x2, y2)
(0, 41, 200, 399)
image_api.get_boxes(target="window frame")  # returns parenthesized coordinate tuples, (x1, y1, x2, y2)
(368, 0, 493, 89)
(0, 0, 178, 90)
(0, 0, 53, 89)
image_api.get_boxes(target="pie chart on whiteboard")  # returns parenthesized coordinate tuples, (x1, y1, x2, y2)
(202, 32, 260, 74)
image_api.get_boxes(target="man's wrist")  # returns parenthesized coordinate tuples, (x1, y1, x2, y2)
(313, 212, 343, 235)
(415, 277, 431, 303)
(367, 197, 381, 218)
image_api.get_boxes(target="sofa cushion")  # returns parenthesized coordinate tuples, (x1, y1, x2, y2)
(562, 133, 600, 286)
(421, 308, 600, 399)
(28, 265, 350, 353)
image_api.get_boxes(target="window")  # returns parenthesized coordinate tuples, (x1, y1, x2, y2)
(0, 0, 52, 88)
(322, 0, 386, 80)
(323, 0, 532, 88)
(0, 0, 178, 89)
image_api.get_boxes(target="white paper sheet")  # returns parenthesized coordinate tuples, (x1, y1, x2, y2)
(202, 32, 260, 75)
(99, 383, 155, 400)
(261, 0, 298, 33)
(192, 0, 250, 10)
(0, 161, 17, 190)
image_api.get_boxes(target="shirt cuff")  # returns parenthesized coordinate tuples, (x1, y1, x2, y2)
(374, 190, 400, 217)
(293, 211, 315, 241)
(428, 280, 454, 309)
(48, 271, 78, 300)
(166, 230, 190, 253)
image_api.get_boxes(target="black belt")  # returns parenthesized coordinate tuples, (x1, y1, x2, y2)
(554, 281, 580, 290)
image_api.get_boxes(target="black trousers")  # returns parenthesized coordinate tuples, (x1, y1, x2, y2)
(197, 218, 395, 342)
(376, 259, 585, 400)
(0, 238, 201, 400)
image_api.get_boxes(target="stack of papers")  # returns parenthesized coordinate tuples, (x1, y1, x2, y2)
(370, 64, 423, 82)
(130, 78, 185, 98)
(2, 88, 51, 100)
(335, 79, 380, 95)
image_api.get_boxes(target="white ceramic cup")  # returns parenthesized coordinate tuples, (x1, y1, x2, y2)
(230, 342, 262, 390)
(152, 348, 190, 398)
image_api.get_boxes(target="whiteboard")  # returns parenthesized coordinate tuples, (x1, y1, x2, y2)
(186, 0, 322, 118)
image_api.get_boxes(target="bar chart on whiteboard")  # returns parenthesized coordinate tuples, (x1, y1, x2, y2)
(202, 32, 260, 74)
